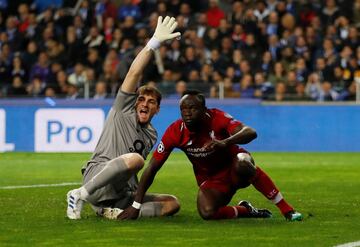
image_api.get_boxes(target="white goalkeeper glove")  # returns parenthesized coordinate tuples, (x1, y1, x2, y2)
(147, 16, 181, 51)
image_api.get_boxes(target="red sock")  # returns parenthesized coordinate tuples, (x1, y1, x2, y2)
(211, 206, 249, 219)
(251, 167, 294, 215)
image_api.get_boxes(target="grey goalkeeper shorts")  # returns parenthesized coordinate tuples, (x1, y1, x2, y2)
(82, 162, 136, 209)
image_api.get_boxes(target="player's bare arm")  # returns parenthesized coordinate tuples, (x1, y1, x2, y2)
(203, 125, 257, 152)
(121, 16, 180, 93)
(118, 157, 165, 220)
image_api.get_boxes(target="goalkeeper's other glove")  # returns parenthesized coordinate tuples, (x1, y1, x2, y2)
(147, 16, 181, 50)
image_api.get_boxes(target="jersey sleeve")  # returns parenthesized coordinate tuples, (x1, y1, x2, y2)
(152, 123, 179, 163)
(218, 110, 243, 134)
(112, 89, 137, 113)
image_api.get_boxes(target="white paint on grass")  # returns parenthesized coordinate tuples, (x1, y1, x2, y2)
(334, 241, 360, 247)
(0, 182, 81, 190)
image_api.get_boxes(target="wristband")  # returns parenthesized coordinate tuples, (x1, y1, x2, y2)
(146, 37, 160, 51)
(132, 201, 142, 210)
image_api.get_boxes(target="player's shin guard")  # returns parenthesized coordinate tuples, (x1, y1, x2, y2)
(251, 167, 293, 215)
(139, 202, 163, 217)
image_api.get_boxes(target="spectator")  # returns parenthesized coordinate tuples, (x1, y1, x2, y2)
(84, 48, 103, 79)
(68, 62, 87, 88)
(77, 0, 94, 27)
(167, 80, 187, 99)
(353, 0, 360, 28)
(98, 59, 119, 97)
(27, 76, 45, 97)
(66, 83, 80, 99)
(103, 16, 115, 45)
(257, 51, 273, 75)
(206, 0, 225, 28)
(179, 3, 194, 27)
(10, 55, 27, 82)
(44, 86, 57, 98)
(271, 81, 287, 101)
(83, 26, 107, 55)
(314, 57, 333, 82)
(253, 0, 270, 22)
(95, 0, 117, 28)
(293, 83, 311, 101)
(239, 74, 255, 98)
(321, 0, 340, 27)
(331, 66, 347, 91)
(108, 28, 123, 50)
(338, 81, 357, 101)
(305, 73, 322, 101)
(33, 0, 63, 13)
(294, 57, 309, 83)
(7, 75, 27, 97)
(204, 28, 221, 50)
(120, 16, 137, 41)
(117, 0, 141, 22)
(180, 46, 201, 80)
(93, 81, 108, 99)
(318, 81, 339, 101)
(253, 71, 274, 99)
(0, 0, 358, 101)
(46, 62, 63, 87)
(29, 51, 50, 84)
(55, 70, 68, 96)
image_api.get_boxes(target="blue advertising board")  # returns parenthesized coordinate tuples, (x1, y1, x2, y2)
(1, 99, 359, 152)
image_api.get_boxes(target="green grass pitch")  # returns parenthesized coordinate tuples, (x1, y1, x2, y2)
(0, 152, 359, 247)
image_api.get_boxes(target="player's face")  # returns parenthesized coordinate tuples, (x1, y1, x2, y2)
(180, 95, 205, 130)
(135, 94, 160, 125)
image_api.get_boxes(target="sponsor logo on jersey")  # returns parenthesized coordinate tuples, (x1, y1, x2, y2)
(185, 147, 214, 158)
(157, 141, 165, 153)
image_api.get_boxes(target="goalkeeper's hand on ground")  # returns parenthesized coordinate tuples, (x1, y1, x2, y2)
(147, 16, 181, 50)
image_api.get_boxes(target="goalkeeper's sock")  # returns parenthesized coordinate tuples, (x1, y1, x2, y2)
(251, 166, 294, 215)
(211, 206, 249, 219)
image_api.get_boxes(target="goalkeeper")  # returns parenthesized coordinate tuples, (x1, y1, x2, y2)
(66, 16, 181, 220)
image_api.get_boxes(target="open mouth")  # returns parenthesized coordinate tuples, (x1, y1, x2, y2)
(139, 109, 149, 118)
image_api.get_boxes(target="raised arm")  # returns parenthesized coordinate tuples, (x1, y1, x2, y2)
(121, 16, 180, 93)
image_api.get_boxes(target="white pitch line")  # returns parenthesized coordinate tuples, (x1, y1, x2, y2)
(0, 182, 81, 190)
(334, 241, 360, 247)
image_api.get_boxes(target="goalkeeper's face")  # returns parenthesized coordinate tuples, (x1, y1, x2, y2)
(135, 93, 160, 125)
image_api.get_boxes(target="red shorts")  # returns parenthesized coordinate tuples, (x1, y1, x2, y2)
(199, 178, 236, 196)
(198, 149, 252, 196)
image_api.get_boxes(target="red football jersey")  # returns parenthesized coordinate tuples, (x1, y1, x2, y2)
(153, 108, 248, 186)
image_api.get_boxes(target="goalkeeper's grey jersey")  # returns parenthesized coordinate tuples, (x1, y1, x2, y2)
(84, 90, 157, 170)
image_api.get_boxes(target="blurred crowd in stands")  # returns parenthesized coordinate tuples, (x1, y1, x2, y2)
(0, 0, 359, 101)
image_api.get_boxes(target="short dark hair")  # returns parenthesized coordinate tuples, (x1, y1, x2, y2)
(182, 89, 206, 107)
(137, 85, 162, 105)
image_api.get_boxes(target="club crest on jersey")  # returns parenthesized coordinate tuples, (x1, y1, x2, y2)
(157, 141, 165, 153)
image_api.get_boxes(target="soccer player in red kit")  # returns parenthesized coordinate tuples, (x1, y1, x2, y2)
(120, 90, 303, 221)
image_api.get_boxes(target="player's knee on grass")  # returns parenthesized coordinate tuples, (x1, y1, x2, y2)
(197, 203, 217, 220)
(233, 153, 256, 187)
(121, 153, 144, 172)
(161, 195, 181, 216)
